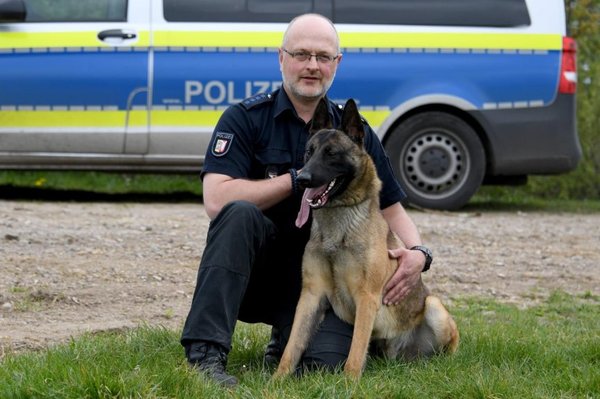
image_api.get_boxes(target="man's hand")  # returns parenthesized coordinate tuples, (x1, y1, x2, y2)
(382, 248, 425, 305)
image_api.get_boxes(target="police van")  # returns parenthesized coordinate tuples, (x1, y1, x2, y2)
(0, 0, 581, 210)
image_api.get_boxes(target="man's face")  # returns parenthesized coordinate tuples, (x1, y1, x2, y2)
(279, 19, 341, 102)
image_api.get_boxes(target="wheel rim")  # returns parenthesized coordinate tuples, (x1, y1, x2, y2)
(400, 129, 471, 200)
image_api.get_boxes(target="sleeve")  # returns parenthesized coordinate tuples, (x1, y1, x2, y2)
(363, 125, 407, 209)
(201, 104, 255, 181)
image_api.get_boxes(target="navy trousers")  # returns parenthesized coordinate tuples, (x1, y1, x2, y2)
(180, 200, 354, 369)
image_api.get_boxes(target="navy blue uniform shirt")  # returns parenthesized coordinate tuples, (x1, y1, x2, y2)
(202, 88, 406, 235)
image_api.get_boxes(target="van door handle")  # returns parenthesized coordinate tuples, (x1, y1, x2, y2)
(98, 29, 137, 41)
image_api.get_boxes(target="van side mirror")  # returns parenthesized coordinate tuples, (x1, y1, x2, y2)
(0, 0, 26, 22)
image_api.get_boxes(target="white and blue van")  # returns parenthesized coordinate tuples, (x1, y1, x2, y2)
(0, 0, 581, 209)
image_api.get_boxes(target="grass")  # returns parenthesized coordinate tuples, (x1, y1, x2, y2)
(1, 172, 598, 396)
(0, 171, 203, 199)
(7, 286, 67, 312)
(469, 185, 600, 213)
(1, 293, 598, 398)
(2, 170, 600, 212)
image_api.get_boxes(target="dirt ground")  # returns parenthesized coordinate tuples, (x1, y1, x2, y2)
(1, 200, 599, 358)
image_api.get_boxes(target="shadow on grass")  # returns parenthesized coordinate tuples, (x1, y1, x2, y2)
(0, 185, 203, 203)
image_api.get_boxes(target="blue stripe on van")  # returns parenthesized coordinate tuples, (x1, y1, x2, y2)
(0, 50, 148, 109)
(152, 49, 280, 108)
(154, 48, 561, 110)
(330, 50, 561, 109)
(1, 47, 561, 111)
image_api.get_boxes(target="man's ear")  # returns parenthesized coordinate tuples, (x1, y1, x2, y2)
(341, 98, 364, 146)
(310, 98, 333, 135)
(278, 48, 284, 72)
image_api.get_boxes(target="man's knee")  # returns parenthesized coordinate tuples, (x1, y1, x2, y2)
(202, 200, 275, 276)
(209, 200, 274, 241)
(215, 200, 263, 226)
(279, 309, 354, 372)
(302, 315, 353, 371)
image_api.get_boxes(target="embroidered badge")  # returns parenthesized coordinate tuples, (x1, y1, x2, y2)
(212, 132, 234, 157)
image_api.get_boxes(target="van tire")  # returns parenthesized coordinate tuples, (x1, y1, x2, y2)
(384, 112, 485, 210)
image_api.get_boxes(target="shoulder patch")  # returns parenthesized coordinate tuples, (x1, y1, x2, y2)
(211, 132, 234, 157)
(241, 92, 274, 110)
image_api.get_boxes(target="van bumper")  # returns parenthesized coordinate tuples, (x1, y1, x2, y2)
(469, 94, 582, 176)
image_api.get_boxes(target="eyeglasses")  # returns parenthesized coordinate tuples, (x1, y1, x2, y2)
(282, 48, 340, 65)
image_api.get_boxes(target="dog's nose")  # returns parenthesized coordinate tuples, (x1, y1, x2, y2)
(296, 170, 311, 189)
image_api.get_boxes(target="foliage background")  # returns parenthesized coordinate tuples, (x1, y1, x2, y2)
(503, 0, 600, 200)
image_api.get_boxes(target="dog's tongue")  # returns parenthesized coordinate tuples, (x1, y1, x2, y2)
(295, 185, 326, 228)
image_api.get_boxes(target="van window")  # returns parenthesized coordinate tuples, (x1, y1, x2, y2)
(333, 0, 531, 27)
(163, 0, 313, 22)
(22, 0, 127, 22)
(162, 0, 529, 27)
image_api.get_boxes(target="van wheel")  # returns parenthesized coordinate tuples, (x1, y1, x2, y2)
(384, 112, 485, 210)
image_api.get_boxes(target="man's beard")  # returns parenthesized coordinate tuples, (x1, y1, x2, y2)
(281, 72, 336, 101)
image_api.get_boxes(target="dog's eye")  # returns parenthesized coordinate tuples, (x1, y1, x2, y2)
(325, 148, 336, 157)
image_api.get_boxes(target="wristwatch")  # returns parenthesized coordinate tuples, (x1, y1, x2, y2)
(410, 245, 433, 272)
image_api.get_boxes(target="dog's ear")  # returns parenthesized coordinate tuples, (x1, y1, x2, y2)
(310, 98, 332, 135)
(341, 99, 364, 146)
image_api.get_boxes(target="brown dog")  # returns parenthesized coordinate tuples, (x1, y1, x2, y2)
(274, 98, 459, 379)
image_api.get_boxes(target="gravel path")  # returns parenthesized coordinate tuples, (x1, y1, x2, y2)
(1, 200, 599, 357)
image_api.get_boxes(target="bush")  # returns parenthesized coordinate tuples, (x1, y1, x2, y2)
(530, 0, 600, 200)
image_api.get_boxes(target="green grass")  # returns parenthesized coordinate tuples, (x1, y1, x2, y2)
(1, 293, 598, 398)
(470, 185, 600, 213)
(3, 171, 600, 212)
(0, 171, 203, 197)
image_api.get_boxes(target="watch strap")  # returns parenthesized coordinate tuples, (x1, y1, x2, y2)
(410, 245, 433, 272)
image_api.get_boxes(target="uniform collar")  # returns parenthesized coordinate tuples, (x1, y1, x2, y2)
(272, 88, 295, 119)
(272, 88, 335, 122)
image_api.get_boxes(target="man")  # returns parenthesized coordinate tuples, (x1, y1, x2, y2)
(181, 13, 430, 387)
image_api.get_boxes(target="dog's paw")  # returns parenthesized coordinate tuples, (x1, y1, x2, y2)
(272, 365, 293, 380)
(343, 364, 364, 380)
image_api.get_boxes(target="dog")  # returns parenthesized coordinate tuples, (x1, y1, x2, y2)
(274, 98, 459, 379)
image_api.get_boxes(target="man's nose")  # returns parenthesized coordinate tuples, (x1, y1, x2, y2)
(306, 55, 319, 67)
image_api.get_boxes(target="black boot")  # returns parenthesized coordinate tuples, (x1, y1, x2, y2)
(187, 342, 238, 387)
(263, 327, 282, 367)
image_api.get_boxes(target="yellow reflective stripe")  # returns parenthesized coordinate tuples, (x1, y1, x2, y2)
(0, 110, 217, 128)
(359, 110, 391, 130)
(340, 32, 562, 50)
(0, 31, 150, 49)
(0, 110, 127, 127)
(151, 110, 223, 127)
(128, 110, 148, 127)
(0, 30, 560, 51)
(153, 30, 283, 48)
(0, 109, 414, 131)
(153, 31, 562, 51)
